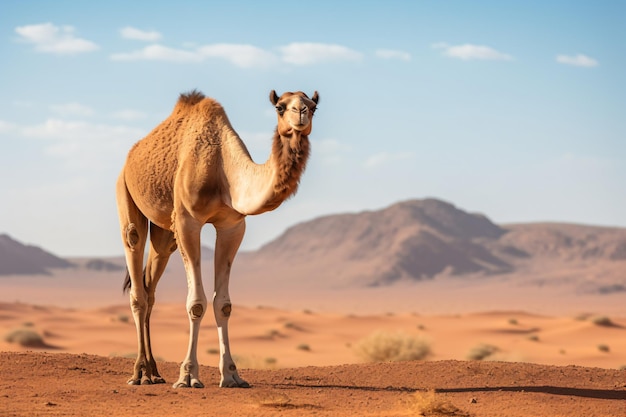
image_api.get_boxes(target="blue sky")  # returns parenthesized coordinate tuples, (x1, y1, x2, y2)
(1, 1, 624, 256)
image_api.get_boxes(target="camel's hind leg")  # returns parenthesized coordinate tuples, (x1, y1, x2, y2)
(142, 223, 177, 384)
(116, 173, 151, 384)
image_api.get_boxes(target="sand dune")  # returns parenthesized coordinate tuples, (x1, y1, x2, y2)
(1, 301, 624, 371)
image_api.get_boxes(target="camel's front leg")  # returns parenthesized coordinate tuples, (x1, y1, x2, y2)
(214, 221, 249, 388)
(172, 213, 207, 389)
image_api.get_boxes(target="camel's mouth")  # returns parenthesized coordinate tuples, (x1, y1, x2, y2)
(290, 122, 310, 131)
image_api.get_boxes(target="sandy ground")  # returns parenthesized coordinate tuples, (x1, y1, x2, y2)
(1, 351, 624, 417)
(1, 301, 626, 416)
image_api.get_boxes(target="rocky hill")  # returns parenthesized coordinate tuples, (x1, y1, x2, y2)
(0, 234, 74, 275)
(2, 199, 626, 294)
(242, 199, 626, 288)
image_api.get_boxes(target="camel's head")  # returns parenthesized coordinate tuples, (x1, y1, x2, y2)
(270, 90, 319, 136)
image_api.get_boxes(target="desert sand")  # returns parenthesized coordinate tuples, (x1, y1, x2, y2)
(1, 351, 625, 417)
(1, 300, 625, 416)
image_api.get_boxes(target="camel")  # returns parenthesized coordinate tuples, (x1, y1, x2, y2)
(116, 89, 319, 388)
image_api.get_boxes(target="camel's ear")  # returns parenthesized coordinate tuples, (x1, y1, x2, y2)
(269, 90, 280, 105)
(311, 91, 319, 105)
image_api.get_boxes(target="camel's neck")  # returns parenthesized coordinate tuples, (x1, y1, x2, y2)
(223, 128, 310, 216)
(264, 129, 310, 210)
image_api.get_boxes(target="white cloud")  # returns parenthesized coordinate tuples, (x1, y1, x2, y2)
(556, 54, 598, 68)
(120, 26, 162, 42)
(19, 118, 144, 170)
(50, 102, 94, 117)
(21, 118, 140, 141)
(111, 41, 363, 68)
(279, 42, 363, 65)
(110, 44, 203, 62)
(15, 23, 99, 54)
(197, 44, 277, 68)
(111, 43, 276, 67)
(364, 151, 414, 168)
(433, 42, 513, 61)
(375, 49, 411, 61)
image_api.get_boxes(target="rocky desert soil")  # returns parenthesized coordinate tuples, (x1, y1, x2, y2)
(1, 351, 624, 417)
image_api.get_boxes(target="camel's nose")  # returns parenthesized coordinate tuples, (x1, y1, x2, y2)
(290, 103, 309, 114)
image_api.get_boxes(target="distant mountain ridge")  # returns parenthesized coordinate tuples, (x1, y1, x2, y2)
(2, 199, 626, 292)
(0, 234, 74, 275)
(253, 199, 512, 285)
(245, 198, 626, 288)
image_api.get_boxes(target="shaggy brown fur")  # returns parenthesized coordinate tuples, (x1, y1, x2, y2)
(116, 89, 318, 389)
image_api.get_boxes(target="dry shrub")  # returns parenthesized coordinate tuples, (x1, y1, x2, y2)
(591, 316, 614, 327)
(232, 354, 278, 369)
(256, 392, 292, 408)
(355, 330, 431, 362)
(4, 328, 47, 348)
(409, 390, 469, 416)
(466, 343, 499, 361)
(109, 352, 136, 359)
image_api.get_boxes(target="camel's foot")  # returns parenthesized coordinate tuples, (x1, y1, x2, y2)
(220, 373, 250, 388)
(172, 374, 204, 389)
(128, 356, 166, 385)
(127, 372, 166, 385)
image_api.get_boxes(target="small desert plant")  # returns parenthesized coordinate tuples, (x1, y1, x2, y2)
(4, 328, 46, 348)
(109, 352, 137, 359)
(597, 344, 610, 353)
(354, 330, 431, 362)
(264, 329, 283, 339)
(508, 318, 518, 325)
(256, 392, 292, 408)
(591, 316, 614, 327)
(527, 334, 540, 342)
(284, 322, 304, 331)
(466, 343, 499, 361)
(232, 354, 278, 369)
(116, 314, 130, 323)
(207, 348, 220, 355)
(408, 390, 468, 416)
(296, 343, 311, 351)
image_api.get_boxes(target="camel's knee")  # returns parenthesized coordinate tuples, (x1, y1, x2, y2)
(125, 223, 140, 251)
(215, 302, 232, 319)
(129, 293, 148, 314)
(189, 303, 205, 320)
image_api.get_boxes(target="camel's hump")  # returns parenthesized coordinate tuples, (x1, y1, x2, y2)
(178, 89, 206, 106)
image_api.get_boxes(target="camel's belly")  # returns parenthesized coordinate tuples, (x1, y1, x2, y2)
(124, 141, 177, 227)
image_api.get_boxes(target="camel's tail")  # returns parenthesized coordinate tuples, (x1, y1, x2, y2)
(122, 268, 146, 293)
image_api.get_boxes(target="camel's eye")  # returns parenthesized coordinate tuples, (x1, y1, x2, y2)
(275, 104, 285, 115)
